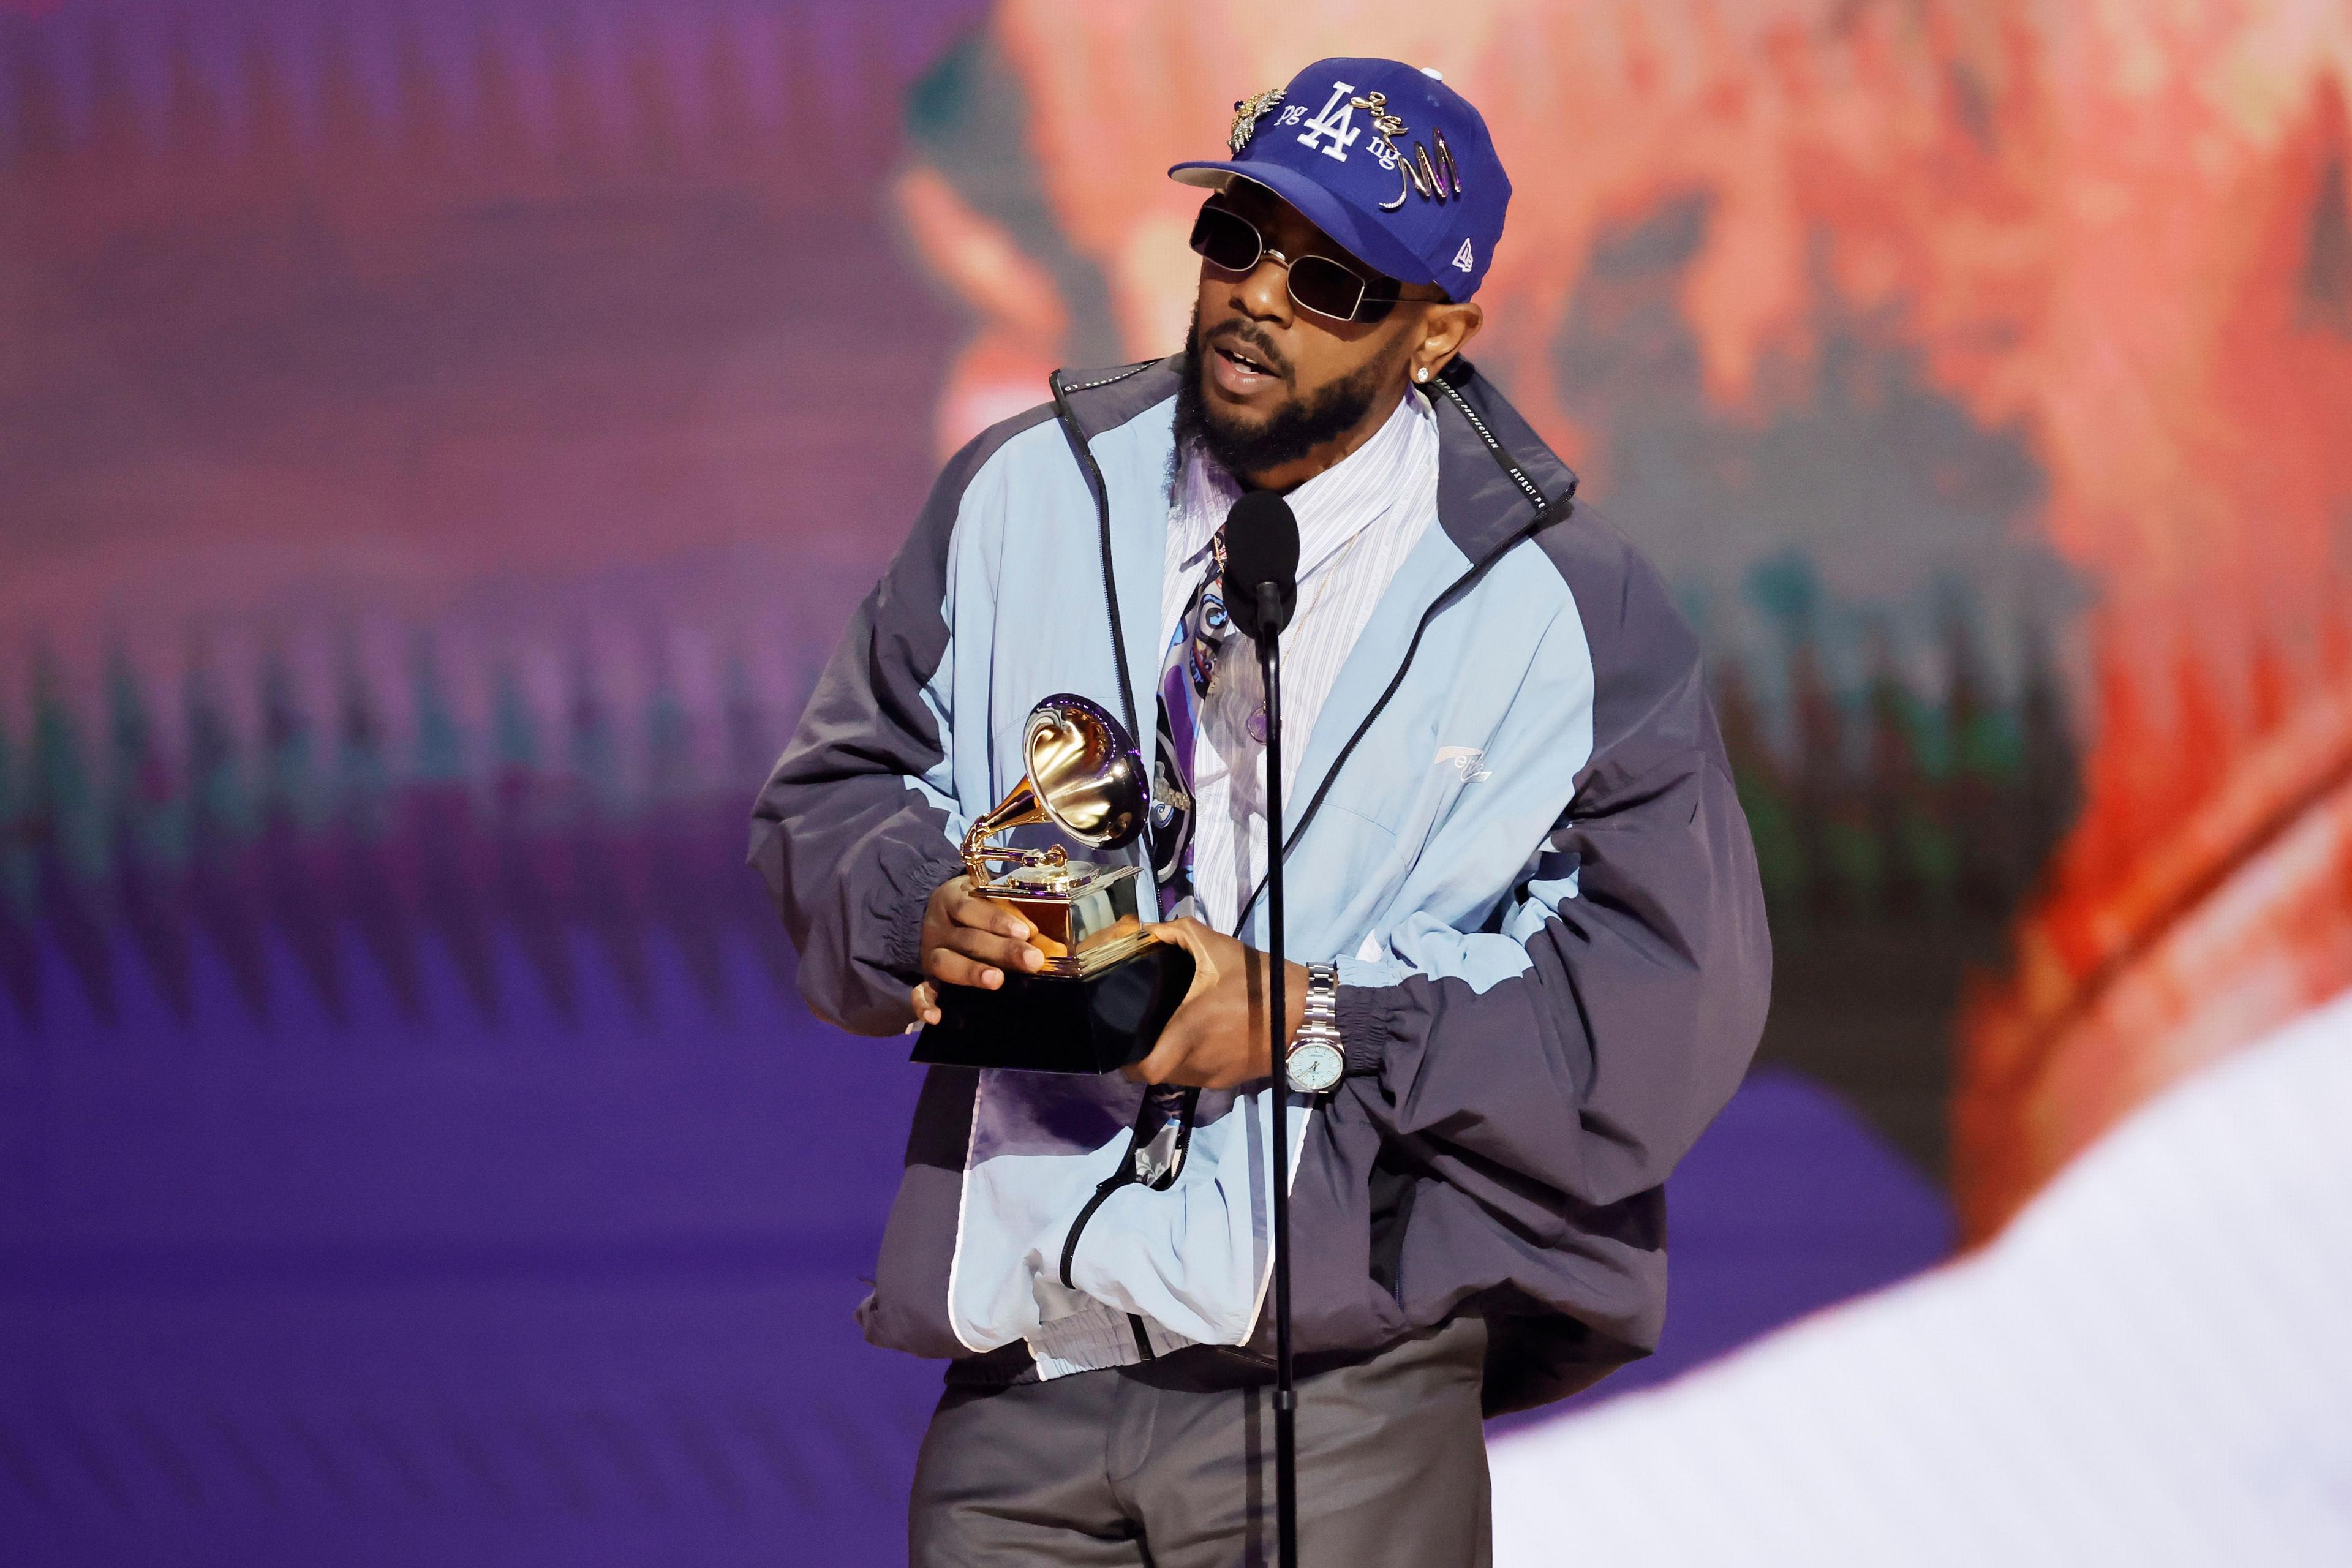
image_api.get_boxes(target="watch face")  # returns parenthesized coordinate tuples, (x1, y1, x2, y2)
(1286, 1040, 1344, 1094)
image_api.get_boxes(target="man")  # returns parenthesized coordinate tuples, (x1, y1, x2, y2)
(752, 58, 1770, 1565)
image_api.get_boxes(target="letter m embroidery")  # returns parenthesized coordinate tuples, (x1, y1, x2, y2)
(1295, 82, 1361, 162)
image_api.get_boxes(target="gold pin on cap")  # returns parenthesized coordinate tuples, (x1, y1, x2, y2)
(1229, 88, 1286, 155)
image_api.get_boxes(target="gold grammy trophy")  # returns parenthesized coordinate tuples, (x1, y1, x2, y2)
(910, 695, 1197, 1074)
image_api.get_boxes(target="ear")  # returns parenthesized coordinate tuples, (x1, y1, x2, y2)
(1412, 302, 1483, 383)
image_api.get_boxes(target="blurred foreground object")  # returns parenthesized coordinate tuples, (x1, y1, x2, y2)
(1490, 984, 2352, 1567)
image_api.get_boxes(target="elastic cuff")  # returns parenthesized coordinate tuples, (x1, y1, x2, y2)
(1335, 984, 1390, 1077)
(881, 848, 967, 979)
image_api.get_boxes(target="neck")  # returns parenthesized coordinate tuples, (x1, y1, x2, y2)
(1241, 380, 1409, 494)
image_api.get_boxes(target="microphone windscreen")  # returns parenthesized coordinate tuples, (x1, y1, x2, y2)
(1224, 491, 1300, 641)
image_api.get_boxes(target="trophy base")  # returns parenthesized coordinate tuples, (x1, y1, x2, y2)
(911, 938, 1197, 1075)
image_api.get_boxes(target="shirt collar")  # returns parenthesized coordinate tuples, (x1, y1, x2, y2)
(1286, 387, 1433, 579)
(1170, 440, 1242, 568)
(1169, 386, 1434, 575)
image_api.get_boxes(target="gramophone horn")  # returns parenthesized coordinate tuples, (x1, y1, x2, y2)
(967, 777, 1046, 848)
(1023, 695, 1147, 851)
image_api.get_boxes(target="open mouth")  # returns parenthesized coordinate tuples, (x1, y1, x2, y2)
(1215, 343, 1280, 379)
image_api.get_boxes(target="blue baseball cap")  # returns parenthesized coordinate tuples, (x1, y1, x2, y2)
(1169, 58, 1510, 301)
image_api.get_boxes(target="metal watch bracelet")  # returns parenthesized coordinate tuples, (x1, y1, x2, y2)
(1286, 962, 1346, 1094)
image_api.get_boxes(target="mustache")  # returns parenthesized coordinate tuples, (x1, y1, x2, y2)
(1201, 320, 1292, 381)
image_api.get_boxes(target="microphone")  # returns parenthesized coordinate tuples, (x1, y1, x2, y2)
(1224, 491, 1300, 642)
(1221, 484, 1305, 1568)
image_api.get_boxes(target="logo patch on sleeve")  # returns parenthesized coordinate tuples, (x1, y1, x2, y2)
(1434, 745, 1491, 783)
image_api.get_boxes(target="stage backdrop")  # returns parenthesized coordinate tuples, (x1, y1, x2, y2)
(2, 2, 2346, 1562)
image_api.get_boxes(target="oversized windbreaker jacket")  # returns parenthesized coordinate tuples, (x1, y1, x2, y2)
(750, 356, 1771, 1415)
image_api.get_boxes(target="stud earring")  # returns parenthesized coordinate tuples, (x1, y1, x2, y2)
(1415, 366, 1430, 382)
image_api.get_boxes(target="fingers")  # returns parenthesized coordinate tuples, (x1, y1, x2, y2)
(1145, 918, 1220, 1001)
(1134, 990, 1204, 1078)
(967, 929, 1050, 973)
(1145, 915, 1212, 951)
(910, 981, 942, 1027)
(924, 929, 1043, 985)
(922, 894, 1046, 988)
(1126, 920, 1223, 1086)
(925, 894, 1046, 987)
(1123, 1025, 1259, 1091)
(949, 895, 1034, 943)
(1125, 993, 1241, 1090)
(925, 943, 1020, 990)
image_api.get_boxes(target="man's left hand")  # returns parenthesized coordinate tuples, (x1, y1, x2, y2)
(1125, 918, 1309, 1090)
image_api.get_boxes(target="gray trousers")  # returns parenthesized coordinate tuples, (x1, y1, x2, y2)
(909, 1316, 1491, 1566)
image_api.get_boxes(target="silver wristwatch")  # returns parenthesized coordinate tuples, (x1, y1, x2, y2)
(1286, 962, 1346, 1094)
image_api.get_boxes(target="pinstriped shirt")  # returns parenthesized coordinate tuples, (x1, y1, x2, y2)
(1159, 385, 1440, 935)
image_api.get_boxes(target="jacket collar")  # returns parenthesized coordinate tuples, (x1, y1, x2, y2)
(1052, 354, 1577, 570)
(1422, 359, 1580, 563)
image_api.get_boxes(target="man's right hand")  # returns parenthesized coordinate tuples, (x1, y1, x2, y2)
(909, 875, 1046, 1026)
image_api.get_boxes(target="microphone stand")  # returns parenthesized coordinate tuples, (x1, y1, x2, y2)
(1254, 584, 1299, 1568)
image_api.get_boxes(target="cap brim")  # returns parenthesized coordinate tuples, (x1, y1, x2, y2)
(1167, 159, 1441, 295)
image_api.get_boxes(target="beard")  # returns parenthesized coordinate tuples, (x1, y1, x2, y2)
(1173, 304, 1406, 487)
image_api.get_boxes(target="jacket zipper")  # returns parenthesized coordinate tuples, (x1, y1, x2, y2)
(1049, 361, 1156, 743)
(1046, 360, 1169, 1365)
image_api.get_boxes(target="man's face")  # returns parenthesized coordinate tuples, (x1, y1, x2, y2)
(1178, 180, 1425, 485)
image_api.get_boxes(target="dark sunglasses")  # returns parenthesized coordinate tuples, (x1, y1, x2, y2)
(1188, 202, 1414, 324)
